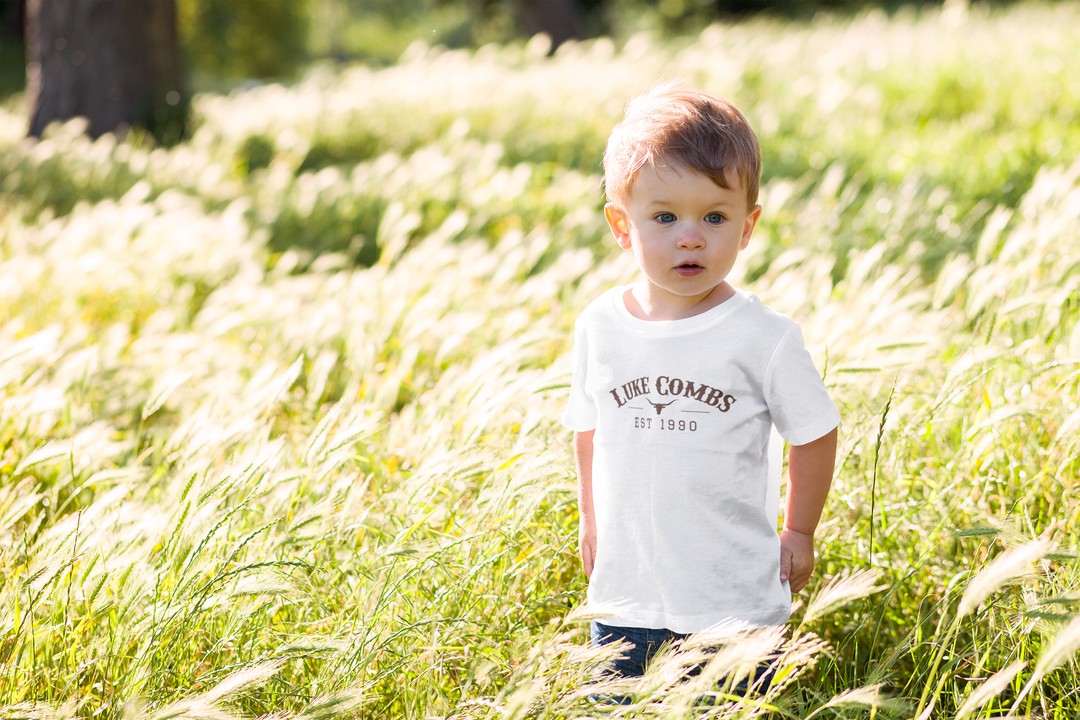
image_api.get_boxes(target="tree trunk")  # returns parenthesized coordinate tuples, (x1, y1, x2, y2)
(26, 0, 184, 141)
(1, 0, 27, 39)
(511, 0, 584, 52)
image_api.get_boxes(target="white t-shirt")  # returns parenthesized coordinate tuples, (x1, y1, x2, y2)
(562, 286, 840, 633)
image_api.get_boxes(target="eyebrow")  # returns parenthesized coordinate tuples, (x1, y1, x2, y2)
(643, 197, 740, 209)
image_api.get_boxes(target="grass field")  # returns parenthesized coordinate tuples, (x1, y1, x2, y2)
(2, 2, 1080, 717)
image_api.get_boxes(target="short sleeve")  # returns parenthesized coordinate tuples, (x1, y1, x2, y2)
(561, 318, 597, 431)
(763, 324, 840, 446)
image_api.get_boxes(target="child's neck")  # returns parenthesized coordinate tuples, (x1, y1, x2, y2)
(623, 282, 737, 321)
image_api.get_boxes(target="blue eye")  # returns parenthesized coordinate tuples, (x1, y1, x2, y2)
(705, 212, 725, 224)
(656, 212, 675, 223)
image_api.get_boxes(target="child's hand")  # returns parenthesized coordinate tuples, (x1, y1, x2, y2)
(580, 526, 596, 578)
(779, 526, 815, 593)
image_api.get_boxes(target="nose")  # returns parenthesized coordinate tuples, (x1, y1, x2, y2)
(676, 225, 705, 250)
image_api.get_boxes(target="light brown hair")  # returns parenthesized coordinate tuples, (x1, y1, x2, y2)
(603, 84, 761, 209)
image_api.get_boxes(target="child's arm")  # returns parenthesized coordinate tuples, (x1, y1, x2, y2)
(780, 426, 838, 593)
(574, 430, 597, 578)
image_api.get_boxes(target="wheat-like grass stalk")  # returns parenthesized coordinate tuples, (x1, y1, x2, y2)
(955, 659, 1026, 720)
(957, 537, 1052, 618)
(807, 683, 909, 718)
(801, 568, 887, 627)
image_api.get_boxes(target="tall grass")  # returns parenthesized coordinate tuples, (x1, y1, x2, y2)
(2, 2, 1080, 718)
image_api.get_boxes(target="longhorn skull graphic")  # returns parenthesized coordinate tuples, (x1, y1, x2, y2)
(645, 399, 677, 415)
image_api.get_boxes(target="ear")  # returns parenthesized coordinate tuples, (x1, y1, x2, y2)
(740, 204, 762, 250)
(605, 204, 632, 249)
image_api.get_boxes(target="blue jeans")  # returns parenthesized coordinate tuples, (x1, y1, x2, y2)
(590, 621, 776, 700)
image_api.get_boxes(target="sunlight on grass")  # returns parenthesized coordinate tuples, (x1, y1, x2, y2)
(1, 2, 1080, 717)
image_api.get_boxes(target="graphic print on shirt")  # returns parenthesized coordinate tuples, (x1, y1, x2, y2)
(644, 399, 676, 415)
(608, 374, 737, 433)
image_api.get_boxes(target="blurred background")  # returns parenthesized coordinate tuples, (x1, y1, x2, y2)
(0, 0, 1011, 144)
(0, 0, 983, 86)
(0, 0, 1073, 274)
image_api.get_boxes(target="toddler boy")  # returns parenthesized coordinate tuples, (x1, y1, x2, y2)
(562, 86, 839, 682)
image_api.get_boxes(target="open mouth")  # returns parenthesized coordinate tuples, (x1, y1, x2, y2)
(675, 263, 703, 276)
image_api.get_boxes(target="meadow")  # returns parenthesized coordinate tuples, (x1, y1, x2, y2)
(1, 2, 1080, 717)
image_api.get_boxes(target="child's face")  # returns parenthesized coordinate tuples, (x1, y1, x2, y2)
(605, 162, 761, 314)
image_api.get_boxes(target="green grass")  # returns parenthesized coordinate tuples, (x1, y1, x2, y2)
(1, 2, 1080, 718)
